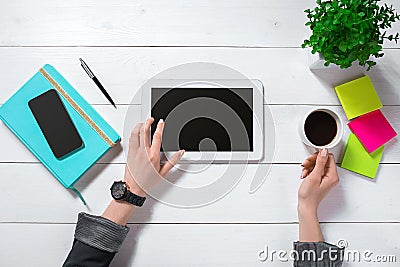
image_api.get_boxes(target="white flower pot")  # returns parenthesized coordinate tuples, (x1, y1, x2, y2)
(308, 51, 326, 69)
(308, 49, 342, 70)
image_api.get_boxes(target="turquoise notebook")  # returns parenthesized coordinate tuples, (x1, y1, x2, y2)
(0, 64, 120, 203)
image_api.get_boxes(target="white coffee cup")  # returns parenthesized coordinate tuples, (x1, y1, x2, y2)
(299, 107, 344, 149)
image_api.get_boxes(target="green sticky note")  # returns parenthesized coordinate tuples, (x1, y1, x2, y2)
(341, 134, 384, 179)
(335, 76, 382, 119)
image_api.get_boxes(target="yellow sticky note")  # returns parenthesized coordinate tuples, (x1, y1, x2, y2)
(335, 76, 382, 119)
(341, 134, 384, 179)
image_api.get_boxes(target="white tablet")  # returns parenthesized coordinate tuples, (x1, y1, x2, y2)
(141, 79, 264, 163)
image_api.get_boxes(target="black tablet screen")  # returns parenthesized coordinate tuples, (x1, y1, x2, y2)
(28, 89, 83, 159)
(151, 88, 253, 152)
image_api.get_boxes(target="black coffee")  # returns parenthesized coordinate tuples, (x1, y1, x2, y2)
(304, 111, 337, 146)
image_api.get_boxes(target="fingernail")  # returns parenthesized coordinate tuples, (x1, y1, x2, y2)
(321, 148, 328, 157)
(301, 170, 306, 178)
(159, 118, 164, 124)
(180, 149, 185, 156)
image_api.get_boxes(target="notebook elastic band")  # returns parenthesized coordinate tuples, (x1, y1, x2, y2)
(70, 187, 87, 205)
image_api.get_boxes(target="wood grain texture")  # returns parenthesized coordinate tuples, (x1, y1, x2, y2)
(1, 48, 400, 105)
(0, 223, 399, 266)
(1, 162, 399, 223)
(0, 0, 399, 48)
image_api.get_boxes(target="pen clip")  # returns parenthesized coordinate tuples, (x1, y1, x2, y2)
(79, 58, 95, 79)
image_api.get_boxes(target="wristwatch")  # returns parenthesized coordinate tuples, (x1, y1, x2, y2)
(110, 181, 146, 207)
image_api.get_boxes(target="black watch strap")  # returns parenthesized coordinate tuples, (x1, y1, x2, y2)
(123, 191, 146, 207)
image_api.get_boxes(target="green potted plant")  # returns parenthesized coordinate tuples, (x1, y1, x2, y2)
(302, 0, 400, 70)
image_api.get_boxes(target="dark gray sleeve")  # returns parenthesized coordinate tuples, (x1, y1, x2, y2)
(74, 212, 130, 253)
(63, 212, 131, 267)
(293, 242, 344, 267)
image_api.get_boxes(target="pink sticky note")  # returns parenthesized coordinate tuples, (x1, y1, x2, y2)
(348, 110, 397, 153)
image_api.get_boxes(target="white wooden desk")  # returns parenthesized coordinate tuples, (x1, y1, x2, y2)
(1, 1, 399, 266)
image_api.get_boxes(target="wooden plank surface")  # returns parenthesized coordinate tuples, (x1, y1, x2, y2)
(1, 0, 399, 48)
(0, 223, 398, 266)
(1, 0, 400, 266)
(1, 105, 398, 163)
(1, 48, 400, 105)
(1, 162, 399, 223)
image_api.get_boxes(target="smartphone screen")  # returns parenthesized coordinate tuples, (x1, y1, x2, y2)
(28, 89, 84, 159)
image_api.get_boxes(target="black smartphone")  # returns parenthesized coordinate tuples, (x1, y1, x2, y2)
(28, 89, 84, 159)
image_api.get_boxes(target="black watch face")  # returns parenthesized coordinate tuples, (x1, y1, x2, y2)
(111, 182, 127, 200)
